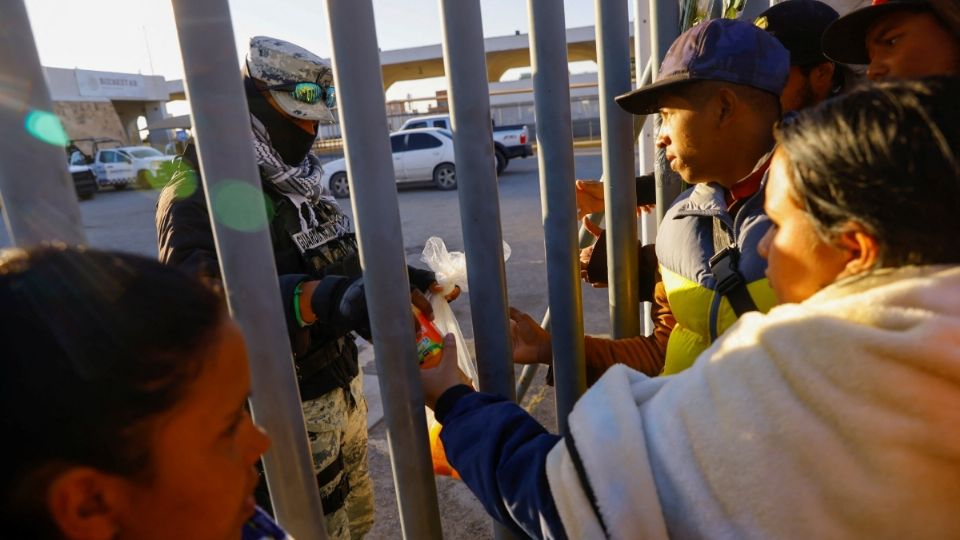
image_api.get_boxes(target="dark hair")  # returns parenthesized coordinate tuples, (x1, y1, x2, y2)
(0, 246, 225, 538)
(797, 60, 857, 98)
(775, 76, 960, 267)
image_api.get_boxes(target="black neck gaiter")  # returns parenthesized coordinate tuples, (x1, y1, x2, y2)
(244, 76, 318, 166)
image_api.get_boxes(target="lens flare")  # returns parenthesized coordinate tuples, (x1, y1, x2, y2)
(211, 180, 274, 232)
(24, 110, 69, 147)
(170, 168, 199, 199)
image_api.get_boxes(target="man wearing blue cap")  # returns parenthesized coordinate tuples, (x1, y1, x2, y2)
(613, 18, 789, 376)
(510, 19, 790, 383)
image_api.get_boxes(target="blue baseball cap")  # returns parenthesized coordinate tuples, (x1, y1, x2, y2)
(616, 19, 790, 115)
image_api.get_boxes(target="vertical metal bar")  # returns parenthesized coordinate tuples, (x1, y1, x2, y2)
(596, 0, 640, 339)
(633, 0, 658, 336)
(527, 0, 587, 431)
(438, 1, 517, 537)
(650, 0, 683, 224)
(0, 1, 86, 247)
(438, 0, 515, 400)
(167, 2, 327, 538)
(324, 1, 444, 538)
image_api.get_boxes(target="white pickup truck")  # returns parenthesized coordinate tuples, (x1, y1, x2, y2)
(399, 114, 533, 175)
(81, 146, 175, 190)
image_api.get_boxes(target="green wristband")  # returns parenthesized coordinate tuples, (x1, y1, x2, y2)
(293, 282, 306, 328)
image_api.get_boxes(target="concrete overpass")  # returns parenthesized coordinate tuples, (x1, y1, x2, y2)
(380, 25, 632, 89)
(45, 67, 185, 147)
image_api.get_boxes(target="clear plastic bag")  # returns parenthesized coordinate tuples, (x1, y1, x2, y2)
(419, 236, 511, 476)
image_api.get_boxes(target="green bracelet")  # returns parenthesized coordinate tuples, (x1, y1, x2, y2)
(293, 282, 306, 328)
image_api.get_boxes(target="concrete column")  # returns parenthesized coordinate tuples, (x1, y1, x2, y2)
(145, 101, 173, 146)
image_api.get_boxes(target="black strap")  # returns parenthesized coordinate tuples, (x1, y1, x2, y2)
(317, 450, 351, 515)
(321, 472, 351, 515)
(709, 217, 758, 317)
(564, 432, 610, 538)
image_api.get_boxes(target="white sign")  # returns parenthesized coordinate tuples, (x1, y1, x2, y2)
(76, 71, 148, 99)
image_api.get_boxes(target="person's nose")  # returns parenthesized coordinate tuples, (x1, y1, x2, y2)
(245, 421, 271, 464)
(655, 125, 670, 149)
(866, 57, 888, 81)
(757, 226, 773, 260)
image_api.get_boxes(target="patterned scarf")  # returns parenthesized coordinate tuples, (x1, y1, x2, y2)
(250, 115, 339, 235)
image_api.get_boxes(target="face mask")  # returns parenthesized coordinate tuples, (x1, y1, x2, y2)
(244, 77, 319, 165)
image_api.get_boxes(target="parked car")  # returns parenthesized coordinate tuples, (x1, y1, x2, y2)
(88, 146, 176, 190)
(398, 114, 533, 175)
(320, 128, 457, 198)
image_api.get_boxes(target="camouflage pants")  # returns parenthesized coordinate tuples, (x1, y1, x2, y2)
(302, 374, 374, 539)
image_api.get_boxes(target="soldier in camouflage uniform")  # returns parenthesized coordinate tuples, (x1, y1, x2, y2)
(156, 36, 439, 539)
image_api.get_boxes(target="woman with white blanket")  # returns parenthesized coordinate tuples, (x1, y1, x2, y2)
(419, 76, 960, 539)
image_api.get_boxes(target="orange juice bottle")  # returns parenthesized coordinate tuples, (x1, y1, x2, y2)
(413, 306, 444, 369)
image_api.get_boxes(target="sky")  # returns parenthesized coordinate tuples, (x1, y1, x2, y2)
(24, 0, 624, 112)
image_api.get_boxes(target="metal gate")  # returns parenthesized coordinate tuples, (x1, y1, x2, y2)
(0, 0, 772, 537)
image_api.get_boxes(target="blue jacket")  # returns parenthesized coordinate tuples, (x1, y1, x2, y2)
(436, 385, 566, 538)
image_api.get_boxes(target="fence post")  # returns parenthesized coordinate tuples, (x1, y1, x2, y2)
(650, 0, 683, 224)
(324, 1, 445, 538)
(168, 2, 327, 537)
(596, 0, 640, 339)
(0, 1, 86, 247)
(633, 0, 657, 241)
(635, 0, 658, 336)
(527, 0, 589, 430)
(437, 0, 516, 409)
(438, 0, 518, 537)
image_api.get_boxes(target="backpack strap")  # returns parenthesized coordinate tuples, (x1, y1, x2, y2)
(709, 217, 758, 317)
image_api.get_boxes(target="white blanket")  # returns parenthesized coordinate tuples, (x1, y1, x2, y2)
(548, 266, 960, 539)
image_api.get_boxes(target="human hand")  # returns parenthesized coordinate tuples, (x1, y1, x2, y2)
(420, 334, 473, 410)
(508, 307, 552, 365)
(581, 215, 604, 239)
(411, 288, 434, 326)
(579, 245, 608, 288)
(431, 282, 461, 303)
(331, 277, 371, 339)
(408, 265, 437, 293)
(575, 179, 605, 220)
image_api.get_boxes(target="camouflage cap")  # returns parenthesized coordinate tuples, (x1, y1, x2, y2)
(246, 36, 336, 123)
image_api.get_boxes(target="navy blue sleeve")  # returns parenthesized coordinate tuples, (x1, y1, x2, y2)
(437, 388, 567, 540)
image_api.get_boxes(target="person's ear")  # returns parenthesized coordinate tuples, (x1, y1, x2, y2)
(834, 223, 880, 279)
(715, 86, 738, 126)
(809, 62, 836, 100)
(47, 468, 125, 540)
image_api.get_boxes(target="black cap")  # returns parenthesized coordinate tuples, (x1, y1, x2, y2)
(822, 0, 930, 64)
(755, 0, 839, 66)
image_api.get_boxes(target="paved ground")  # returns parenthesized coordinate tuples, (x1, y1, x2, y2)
(1, 148, 625, 539)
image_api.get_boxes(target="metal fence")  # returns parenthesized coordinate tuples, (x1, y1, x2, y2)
(0, 0, 773, 537)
